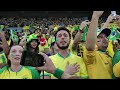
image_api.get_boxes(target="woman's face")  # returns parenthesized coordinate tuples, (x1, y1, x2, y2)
(8, 45, 23, 65)
(30, 40, 38, 49)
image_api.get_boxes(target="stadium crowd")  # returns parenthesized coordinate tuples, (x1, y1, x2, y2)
(0, 11, 120, 79)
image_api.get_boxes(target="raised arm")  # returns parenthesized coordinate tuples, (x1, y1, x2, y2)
(101, 14, 116, 30)
(86, 11, 104, 51)
(0, 31, 9, 55)
(72, 20, 90, 50)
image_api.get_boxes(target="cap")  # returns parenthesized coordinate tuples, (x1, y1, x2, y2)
(97, 28, 111, 38)
(27, 34, 38, 43)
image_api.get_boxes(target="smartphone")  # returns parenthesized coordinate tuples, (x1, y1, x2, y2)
(20, 51, 44, 67)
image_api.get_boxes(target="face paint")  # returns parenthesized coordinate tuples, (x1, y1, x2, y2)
(11, 53, 15, 60)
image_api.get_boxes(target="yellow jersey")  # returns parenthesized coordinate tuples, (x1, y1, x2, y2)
(83, 47, 112, 79)
(113, 61, 120, 78)
(0, 66, 39, 79)
(40, 52, 88, 79)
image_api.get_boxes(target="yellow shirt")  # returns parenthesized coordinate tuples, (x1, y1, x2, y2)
(83, 47, 112, 79)
(41, 53, 88, 79)
(0, 66, 39, 79)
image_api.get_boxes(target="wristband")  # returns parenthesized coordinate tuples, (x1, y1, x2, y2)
(53, 68, 64, 79)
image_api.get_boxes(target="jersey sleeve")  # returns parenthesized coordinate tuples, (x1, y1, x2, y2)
(113, 61, 120, 78)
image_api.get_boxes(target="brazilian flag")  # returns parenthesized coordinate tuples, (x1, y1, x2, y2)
(73, 25, 88, 41)
(81, 26, 88, 41)
(10, 29, 18, 45)
(108, 27, 120, 40)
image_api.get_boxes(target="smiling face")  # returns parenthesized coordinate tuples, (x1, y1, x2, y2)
(8, 45, 23, 65)
(30, 39, 38, 49)
(56, 30, 70, 50)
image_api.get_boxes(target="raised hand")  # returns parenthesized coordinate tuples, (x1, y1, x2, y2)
(106, 14, 117, 23)
(115, 15, 120, 24)
(80, 20, 91, 30)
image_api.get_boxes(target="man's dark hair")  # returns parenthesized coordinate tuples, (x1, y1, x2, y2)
(54, 27, 71, 41)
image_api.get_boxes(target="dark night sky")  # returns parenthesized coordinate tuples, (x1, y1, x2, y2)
(0, 11, 119, 18)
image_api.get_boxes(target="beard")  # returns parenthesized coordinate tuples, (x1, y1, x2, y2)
(56, 42, 69, 50)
